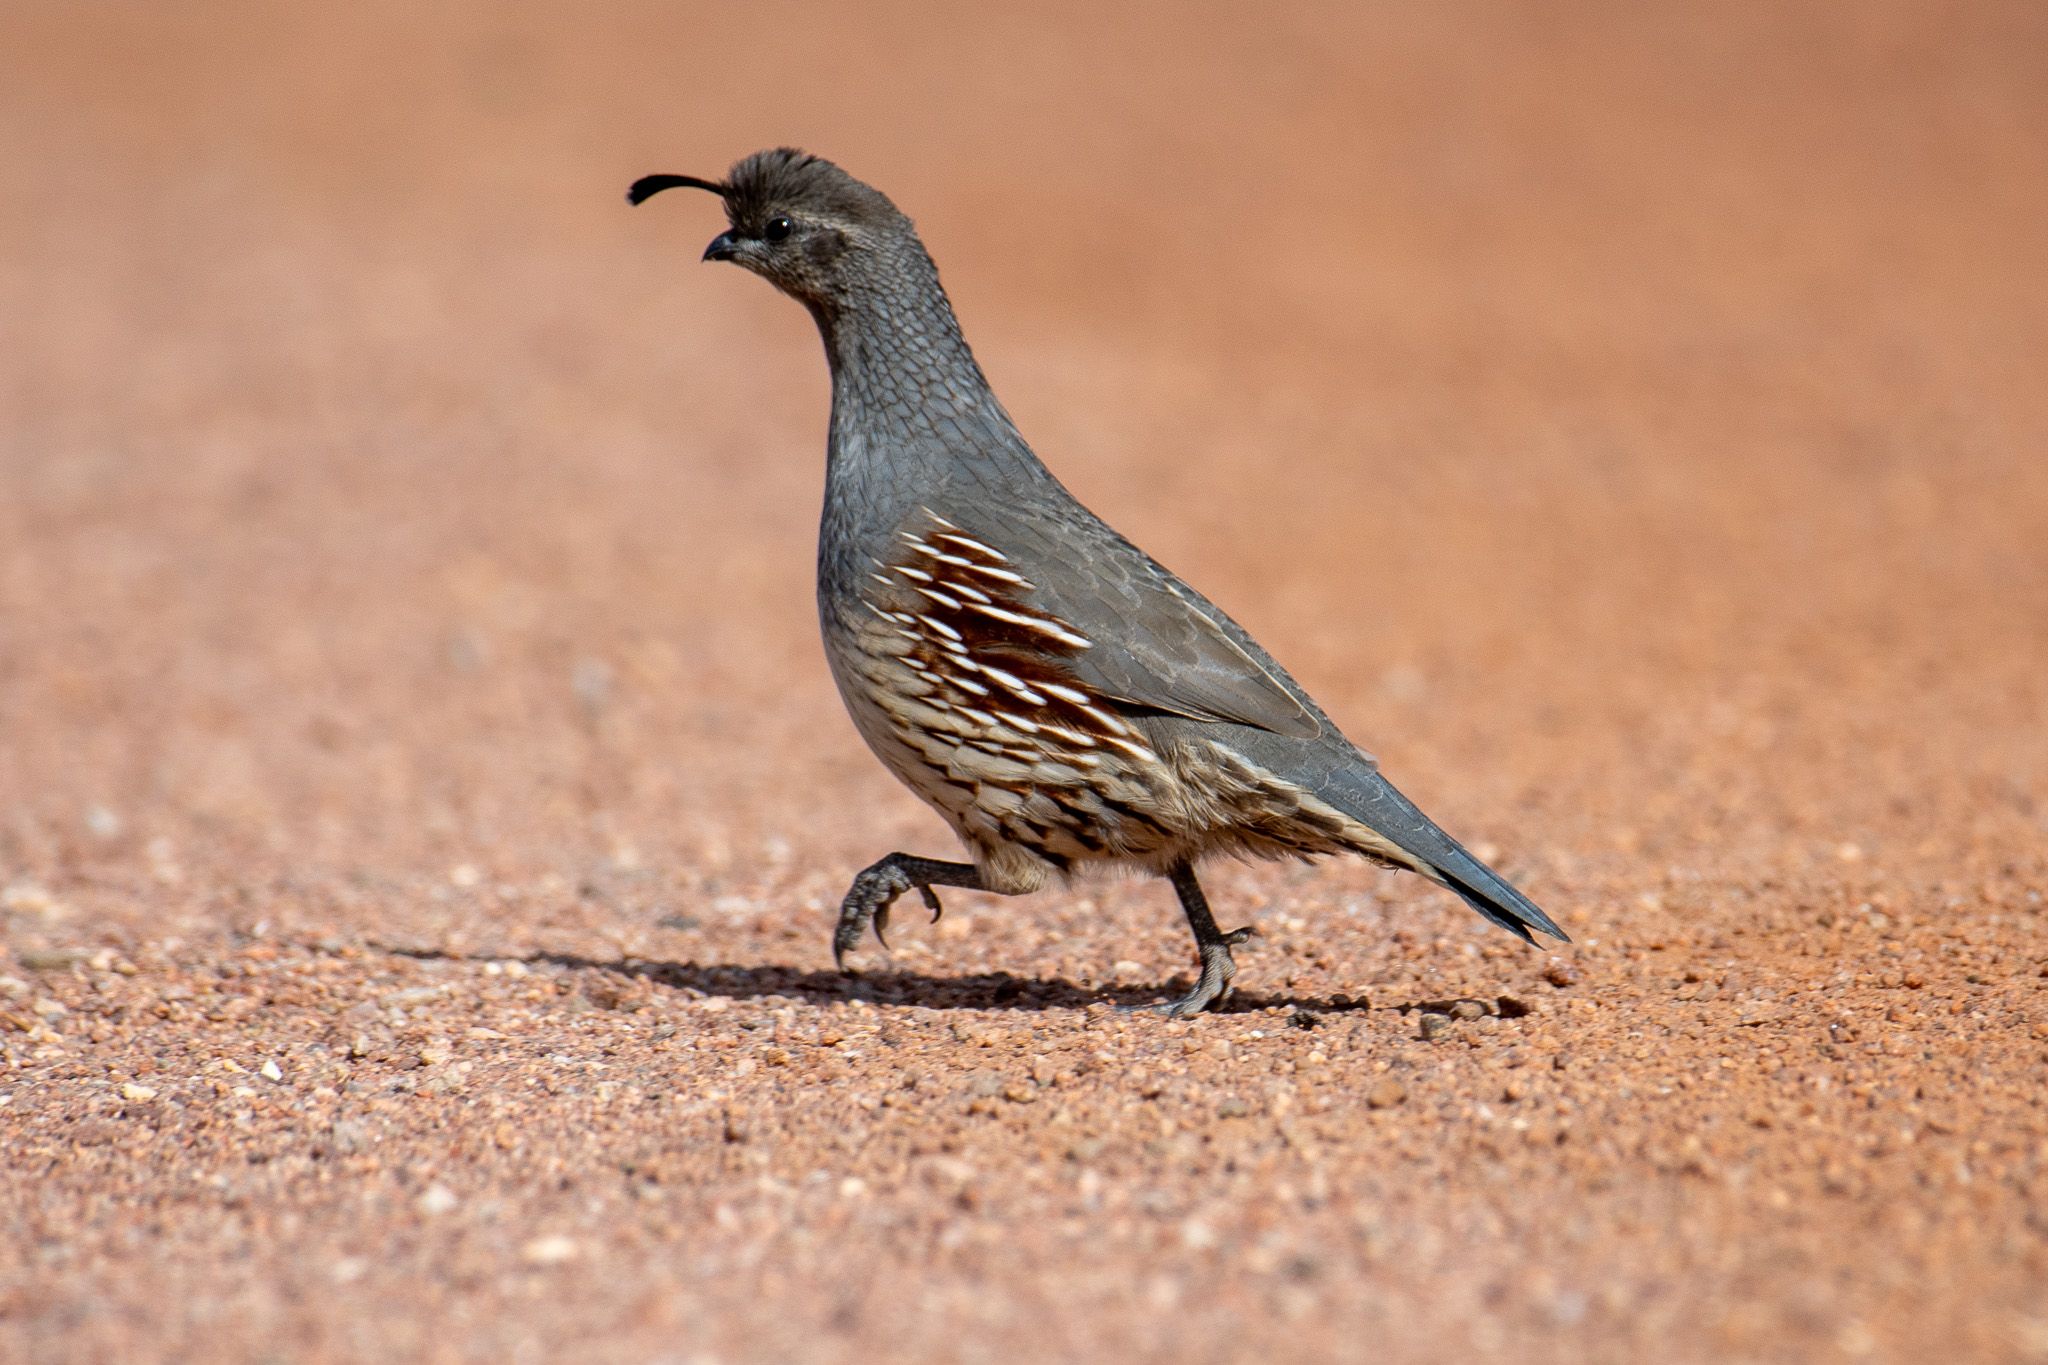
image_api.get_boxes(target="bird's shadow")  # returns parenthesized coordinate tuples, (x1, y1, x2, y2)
(380, 943, 1391, 1017)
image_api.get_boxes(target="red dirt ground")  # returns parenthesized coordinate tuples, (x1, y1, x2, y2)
(4, 3, 2046, 1361)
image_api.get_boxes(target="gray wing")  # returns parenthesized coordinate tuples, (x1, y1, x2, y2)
(963, 494, 1336, 743)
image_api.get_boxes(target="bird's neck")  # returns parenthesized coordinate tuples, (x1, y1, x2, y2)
(815, 252, 1032, 473)
(810, 247, 1068, 602)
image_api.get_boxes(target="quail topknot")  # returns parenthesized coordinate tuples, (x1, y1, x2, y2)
(630, 148, 1568, 1016)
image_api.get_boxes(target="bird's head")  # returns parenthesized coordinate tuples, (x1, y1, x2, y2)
(629, 148, 911, 313)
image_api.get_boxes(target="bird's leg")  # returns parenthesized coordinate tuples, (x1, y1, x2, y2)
(833, 853, 982, 969)
(1153, 861, 1257, 1017)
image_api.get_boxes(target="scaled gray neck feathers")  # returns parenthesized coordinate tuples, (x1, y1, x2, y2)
(814, 241, 1040, 500)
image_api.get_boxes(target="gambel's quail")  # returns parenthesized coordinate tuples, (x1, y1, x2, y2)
(630, 149, 1567, 1015)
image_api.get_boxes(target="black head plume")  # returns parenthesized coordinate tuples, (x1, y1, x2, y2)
(626, 174, 727, 206)
(627, 151, 913, 301)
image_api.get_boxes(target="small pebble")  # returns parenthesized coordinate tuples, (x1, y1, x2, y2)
(383, 987, 442, 1008)
(520, 1235, 580, 1266)
(416, 1184, 459, 1216)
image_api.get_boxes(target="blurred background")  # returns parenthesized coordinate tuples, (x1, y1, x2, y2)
(4, 2, 2046, 1361)
(6, 0, 2044, 886)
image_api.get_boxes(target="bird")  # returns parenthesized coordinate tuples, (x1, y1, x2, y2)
(628, 148, 1567, 1016)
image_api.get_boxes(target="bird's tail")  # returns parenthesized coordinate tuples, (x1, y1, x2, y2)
(1324, 767, 1569, 944)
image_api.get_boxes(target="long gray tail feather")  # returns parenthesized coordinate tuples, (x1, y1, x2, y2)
(1325, 767, 1569, 944)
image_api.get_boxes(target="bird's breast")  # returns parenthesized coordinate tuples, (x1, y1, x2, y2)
(834, 507, 1158, 766)
(816, 506, 1206, 863)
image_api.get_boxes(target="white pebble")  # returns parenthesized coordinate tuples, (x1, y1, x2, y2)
(417, 1184, 459, 1216)
(520, 1235, 579, 1266)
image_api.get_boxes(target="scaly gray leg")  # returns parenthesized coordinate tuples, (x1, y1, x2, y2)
(1154, 861, 1256, 1017)
(833, 853, 985, 969)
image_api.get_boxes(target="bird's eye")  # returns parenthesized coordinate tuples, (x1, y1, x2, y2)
(763, 216, 793, 242)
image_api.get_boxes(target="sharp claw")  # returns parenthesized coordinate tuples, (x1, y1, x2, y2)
(835, 862, 944, 968)
(1222, 926, 1257, 947)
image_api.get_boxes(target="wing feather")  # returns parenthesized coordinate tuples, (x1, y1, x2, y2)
(951, 500, 1328, 741)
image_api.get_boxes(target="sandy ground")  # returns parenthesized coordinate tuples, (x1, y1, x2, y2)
(4, 2, 2047, 1361)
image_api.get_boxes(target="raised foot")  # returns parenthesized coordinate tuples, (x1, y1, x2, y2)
(833, 857, 953, 971)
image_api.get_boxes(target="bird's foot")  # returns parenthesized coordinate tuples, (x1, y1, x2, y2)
(833, 860, 947, 970)
(1137, 926, 1257, 1018)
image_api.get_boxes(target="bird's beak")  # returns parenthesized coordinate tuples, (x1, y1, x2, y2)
(703, 231, 740, 263)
